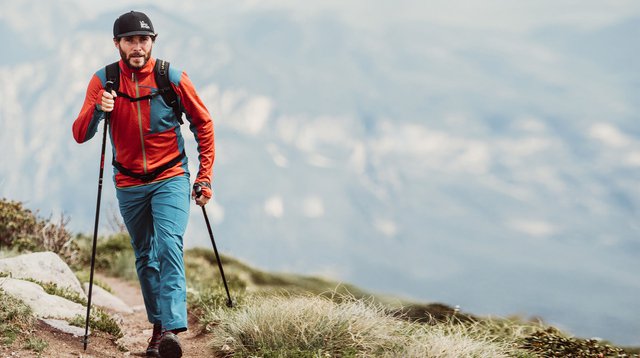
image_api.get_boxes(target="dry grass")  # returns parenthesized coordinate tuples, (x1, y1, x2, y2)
(202, 294, 528, 358)
(397, 323, 521, 358)
(0, 288, 36, 347)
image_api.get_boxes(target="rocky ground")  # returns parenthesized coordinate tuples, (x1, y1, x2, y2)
(1, 273, 212, 357)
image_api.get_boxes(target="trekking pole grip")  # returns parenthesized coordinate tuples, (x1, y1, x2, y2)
(104, 81, 114, 123)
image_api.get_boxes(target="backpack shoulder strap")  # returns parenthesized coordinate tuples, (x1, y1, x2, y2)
(154, 59, 183, 125)
(104, 61, 120, 91)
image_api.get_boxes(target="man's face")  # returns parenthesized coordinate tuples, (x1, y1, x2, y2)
(114, 35, 154, 69)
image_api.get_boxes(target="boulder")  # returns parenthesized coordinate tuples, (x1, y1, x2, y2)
(40, 318, 87, 337)
(0, 277, 85, 320)
(0, 251, 86, 298)
(83, 282, 134, 314)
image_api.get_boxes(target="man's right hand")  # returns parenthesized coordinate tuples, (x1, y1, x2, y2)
(101, 90, 117, 112)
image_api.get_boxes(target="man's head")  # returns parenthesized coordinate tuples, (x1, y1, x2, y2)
(113, 11, 156, 69)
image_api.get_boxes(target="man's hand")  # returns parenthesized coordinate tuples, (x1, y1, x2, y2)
(194, 194, 210, 207)
(192, 182, 212, 207)
(101, 90, 117, 112)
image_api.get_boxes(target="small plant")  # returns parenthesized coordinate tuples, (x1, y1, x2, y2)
(23, 337, 48, 353)
(0, 288, 35, 347)
(23, 278, 87, 306)
(69, 308, 123, 338)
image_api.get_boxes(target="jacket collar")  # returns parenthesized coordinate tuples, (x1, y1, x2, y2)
(118, 57, 156, 79)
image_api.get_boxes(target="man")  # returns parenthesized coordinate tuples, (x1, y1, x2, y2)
(73, 10, 214, 358)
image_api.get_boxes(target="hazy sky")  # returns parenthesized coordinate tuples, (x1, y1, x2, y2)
(5, 0, 640, 32)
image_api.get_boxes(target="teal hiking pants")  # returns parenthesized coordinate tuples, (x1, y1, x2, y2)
(116, 175, 190, 331)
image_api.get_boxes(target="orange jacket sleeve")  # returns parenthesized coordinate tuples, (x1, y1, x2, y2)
(72, 74, 107, 143)
(174, 72, 215, 194)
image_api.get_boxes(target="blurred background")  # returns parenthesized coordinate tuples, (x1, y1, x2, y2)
(0, 0, 638, 345)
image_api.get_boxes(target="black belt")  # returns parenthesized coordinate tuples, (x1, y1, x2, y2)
(113, 151, 185, 183)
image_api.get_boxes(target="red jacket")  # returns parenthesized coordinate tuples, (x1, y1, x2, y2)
(73, 58, 214, 196)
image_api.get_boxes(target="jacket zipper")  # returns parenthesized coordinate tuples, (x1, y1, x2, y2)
(133, 72, 148, 174)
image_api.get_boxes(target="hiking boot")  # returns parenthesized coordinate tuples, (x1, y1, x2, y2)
(146, 323, 163, 357)
(159, 331, 183, 358)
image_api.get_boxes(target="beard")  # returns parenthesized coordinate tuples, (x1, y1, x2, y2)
(119, 48, 152, 69)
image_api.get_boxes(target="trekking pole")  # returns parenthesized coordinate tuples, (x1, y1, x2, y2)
(83, 81, 114, 350)
(195, 185, 233, 308)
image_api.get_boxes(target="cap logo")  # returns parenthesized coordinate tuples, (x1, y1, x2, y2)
(139, 20, 151, 30)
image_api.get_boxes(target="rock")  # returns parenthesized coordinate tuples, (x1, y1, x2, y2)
(40, 318, 87, 337)
(0, 278, 85, 320)
(83, 283, 134, 314)
(132, 304, 146, 313)
(0, 251, 86, 299)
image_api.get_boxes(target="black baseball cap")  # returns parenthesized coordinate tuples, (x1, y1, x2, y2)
(113, 11, 156, 39)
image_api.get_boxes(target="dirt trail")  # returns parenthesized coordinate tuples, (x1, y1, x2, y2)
(3, 274, 211, 358)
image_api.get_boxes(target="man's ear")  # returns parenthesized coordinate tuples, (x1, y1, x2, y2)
(113, 38, 119, 48)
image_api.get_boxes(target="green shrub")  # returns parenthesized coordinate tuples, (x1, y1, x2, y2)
(184, 249, 246, 294)
(75, 232, 137, 281)
(0, 199, 78, 264)
(0, 199, 39, 250)
(185, 251, 247, 324)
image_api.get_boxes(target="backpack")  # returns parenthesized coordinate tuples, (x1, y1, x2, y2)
(104, 59, 184, 124)
(105, 59, 186, 182)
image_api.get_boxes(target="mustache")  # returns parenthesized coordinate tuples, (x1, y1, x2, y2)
(118, 47, 151, 69)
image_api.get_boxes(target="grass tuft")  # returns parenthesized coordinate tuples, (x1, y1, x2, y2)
(23, 278, 87, 306)
(0, 288, 35, 347)
(23, 336, 48, 353)
(69, 308, 123, 338)
(204, 294, 527, 358)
